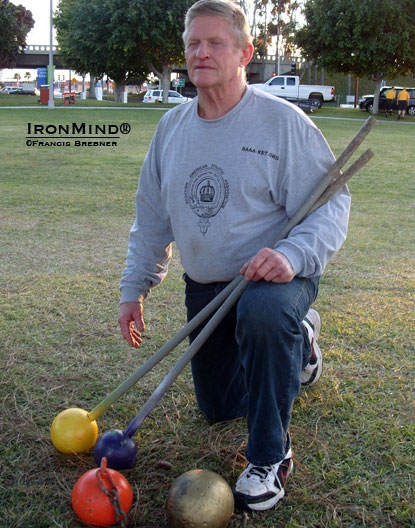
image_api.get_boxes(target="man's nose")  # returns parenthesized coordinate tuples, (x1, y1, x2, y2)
(195, 42, 210, 58)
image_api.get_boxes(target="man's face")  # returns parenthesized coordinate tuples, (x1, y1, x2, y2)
(185, 15, 248, 90)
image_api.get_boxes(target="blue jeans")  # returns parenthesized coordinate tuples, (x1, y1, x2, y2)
(184, 274, 320, 466)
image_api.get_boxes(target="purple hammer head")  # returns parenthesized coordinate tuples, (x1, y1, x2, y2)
(93, 429, 138, 470)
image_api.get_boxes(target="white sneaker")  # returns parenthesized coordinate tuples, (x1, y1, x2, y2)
(301, 308, 322, 386)
(233, 449, 293, 511)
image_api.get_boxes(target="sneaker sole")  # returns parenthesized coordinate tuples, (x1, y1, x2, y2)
(301, 309, 322, 386)
(305, 308, 321, 340)
(302, 340, 322, 386)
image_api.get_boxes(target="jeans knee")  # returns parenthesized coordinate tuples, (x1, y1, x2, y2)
(237, 285, 291, 336)
(238, 293, 265, 329)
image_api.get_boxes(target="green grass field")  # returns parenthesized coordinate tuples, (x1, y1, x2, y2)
(1, 103, 414, 527)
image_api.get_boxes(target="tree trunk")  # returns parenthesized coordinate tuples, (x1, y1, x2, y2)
(149, 62, 171, 103)
(89, 76, 96, 98)
(161, 65, 171, 103)
(372, 74, 383, 115)
(114, 82, 125, 103)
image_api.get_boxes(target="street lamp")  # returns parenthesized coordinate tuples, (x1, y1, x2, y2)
(48, 0, 54, 109)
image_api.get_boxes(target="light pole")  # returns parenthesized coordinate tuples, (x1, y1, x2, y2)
(48, 0, 54, 109)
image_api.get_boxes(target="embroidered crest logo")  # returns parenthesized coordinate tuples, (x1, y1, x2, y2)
(184, 164, 229, 235)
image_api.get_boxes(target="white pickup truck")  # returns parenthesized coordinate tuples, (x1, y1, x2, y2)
(252, 75, 335, 108)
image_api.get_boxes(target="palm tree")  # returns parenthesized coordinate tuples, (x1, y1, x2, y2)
(14, 73, 21, 86)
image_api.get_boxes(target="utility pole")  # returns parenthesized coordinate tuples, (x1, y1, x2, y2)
(274, 2, 282, 76)
(48, 0, 54, 109)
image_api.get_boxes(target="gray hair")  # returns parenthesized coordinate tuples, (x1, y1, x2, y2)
(183, 0, 252, 49)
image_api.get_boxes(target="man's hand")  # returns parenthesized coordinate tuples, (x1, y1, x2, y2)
(240, 248, 294, 283)
(118, 302, 145, 348)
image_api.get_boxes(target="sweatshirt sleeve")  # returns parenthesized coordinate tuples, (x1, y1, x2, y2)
(274, 122, 351, 277)
(119, 124, 174, 303)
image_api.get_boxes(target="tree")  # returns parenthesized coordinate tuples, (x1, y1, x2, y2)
(55, 0, 193, 103)
(247, 1, 271, 57)
(54, 0, 149, 102)
(295, 0, 415, 113)
(127, 0, 193, 102)
(267, 0, 300, 58)
(240, 0, 300, 58)
(0, 0, 34, 68)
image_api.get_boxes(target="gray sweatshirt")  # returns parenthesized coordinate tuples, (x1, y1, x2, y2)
(120, 86, 350, 303)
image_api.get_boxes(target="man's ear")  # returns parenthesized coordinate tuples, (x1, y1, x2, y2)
(240, 43, 254, 67)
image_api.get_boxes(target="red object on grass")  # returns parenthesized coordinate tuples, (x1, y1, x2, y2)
(72, 457, 133, 526)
